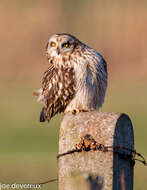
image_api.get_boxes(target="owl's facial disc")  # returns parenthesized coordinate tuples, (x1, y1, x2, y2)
(46, 34, 77, 59)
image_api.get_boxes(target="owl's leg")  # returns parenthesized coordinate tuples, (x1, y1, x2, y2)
(80, 109, 93, 112)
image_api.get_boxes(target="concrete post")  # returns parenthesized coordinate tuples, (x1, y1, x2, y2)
(58, 112, 134, 190)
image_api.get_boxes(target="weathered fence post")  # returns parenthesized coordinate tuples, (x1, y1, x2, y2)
(58, 112, 134, 190)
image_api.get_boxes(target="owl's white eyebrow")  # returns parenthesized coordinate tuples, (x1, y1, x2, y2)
(50, 39, 56, 42)
(50, 41, 56, 44)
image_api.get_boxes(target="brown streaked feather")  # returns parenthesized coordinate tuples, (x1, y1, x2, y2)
(41, 64, 76, 122)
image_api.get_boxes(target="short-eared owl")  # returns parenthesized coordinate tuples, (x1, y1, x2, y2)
(34, 33, 107, 122)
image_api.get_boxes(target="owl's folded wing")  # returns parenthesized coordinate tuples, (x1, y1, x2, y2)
(40, 64, 76, 122)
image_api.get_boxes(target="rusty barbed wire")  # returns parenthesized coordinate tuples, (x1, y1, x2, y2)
(27, 178, 58, 190)
(27, 134, 146, 190)
(57, 134, 147, 166)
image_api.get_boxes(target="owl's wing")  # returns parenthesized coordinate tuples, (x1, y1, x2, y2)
(40, 64, 76, 122)
(94, 54, 107, 109)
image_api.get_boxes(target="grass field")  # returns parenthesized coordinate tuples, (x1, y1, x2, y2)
(0, 79, 146, 190)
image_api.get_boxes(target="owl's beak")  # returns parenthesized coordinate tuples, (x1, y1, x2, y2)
(57, 48, 60, 55)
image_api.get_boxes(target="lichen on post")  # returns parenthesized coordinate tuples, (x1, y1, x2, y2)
(58, 112, 134, 190)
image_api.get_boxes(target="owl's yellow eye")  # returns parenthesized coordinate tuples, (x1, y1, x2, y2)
(64, 43, 69, 48)
(50, 42, 56, 47)
(62, 42, 70, 48)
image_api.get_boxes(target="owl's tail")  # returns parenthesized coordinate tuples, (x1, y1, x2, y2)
(40, 108, 46, 122)
(40, 106, 55, 123)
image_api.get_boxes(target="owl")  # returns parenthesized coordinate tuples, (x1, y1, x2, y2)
(34, 33, 107, 122)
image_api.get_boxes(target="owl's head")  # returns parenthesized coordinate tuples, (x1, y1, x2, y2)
(45, 33, 81, 59)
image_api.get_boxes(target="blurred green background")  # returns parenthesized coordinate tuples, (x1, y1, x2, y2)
(0, 0, 147, 189)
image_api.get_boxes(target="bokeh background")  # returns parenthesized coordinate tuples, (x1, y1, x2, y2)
(0, 0, 147, 189)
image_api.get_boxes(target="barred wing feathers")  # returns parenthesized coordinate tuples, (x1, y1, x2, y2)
(40, 64, 76, 122)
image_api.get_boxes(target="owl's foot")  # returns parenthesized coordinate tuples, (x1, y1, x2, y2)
(64, 109, 92, 115)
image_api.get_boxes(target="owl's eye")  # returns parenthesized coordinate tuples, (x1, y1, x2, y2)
(62, 41, 70, 48)
(50, 41, 56, 47)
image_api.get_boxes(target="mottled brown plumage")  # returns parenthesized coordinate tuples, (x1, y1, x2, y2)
(34, 33, 107, 122)
(40, 64, 76, 122)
